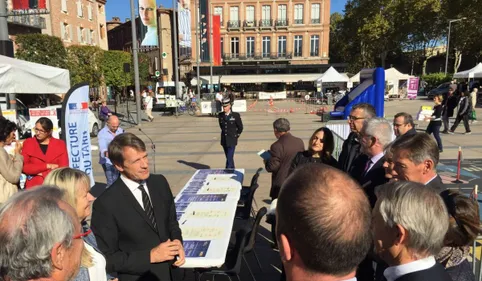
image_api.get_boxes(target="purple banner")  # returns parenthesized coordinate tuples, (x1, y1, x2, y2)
(407, 77, 420, 100)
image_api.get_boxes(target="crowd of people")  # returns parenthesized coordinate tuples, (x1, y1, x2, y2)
(264, 102, 480, 281)
(0, 95, 480, 281)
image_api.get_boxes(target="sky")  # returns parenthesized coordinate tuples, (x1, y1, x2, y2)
(106, 0, 348, 23)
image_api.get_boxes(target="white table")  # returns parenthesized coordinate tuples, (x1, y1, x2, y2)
(175, 169, 244, 268)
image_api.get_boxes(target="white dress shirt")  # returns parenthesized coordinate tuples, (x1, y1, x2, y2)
(383, 256, 436, 281)
(120, 174, 152, 210)
(85, 242, 107, 281)
(366, 152, 385, 173)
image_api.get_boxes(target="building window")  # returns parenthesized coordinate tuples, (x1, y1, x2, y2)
(230, 37, 239, 58)
(90, 30, 95, 45)
(60, 22, 71, 41)
(246, 36, 255, 57)
(311, 4, 320, 24)
(77, 0, 83, 17)
(262, 36, 270, 58)
(262, 5, 271, 20)
(99, 24, 105, 39)
(294, 4, 303, 24)
(61, 0, 67, 12)
(277, 5, 286, 20)
(230, 6, 239, 21)
(310, 35, 319, 56)
(294, 35, 303, 57)
(77, 26, 85, 43)
(214, 7, 223, 25)
(246, 6, 254, 22)
(88, 4, 93, 21)
(278, 36, 286, 56)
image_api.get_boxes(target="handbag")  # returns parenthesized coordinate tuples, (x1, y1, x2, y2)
(470, 110, 477, 120)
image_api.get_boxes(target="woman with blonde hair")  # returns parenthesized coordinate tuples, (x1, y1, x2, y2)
(44, 168, 116, 281)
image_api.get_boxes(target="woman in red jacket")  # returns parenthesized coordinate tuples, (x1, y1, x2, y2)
(22, 117, 69, 189)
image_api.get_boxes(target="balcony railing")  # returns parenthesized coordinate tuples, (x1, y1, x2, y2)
(244, 20, 257, 29)
(223, 52, 293, 61)
(294, 19, 303, 24)
(275, 19, 288, 28)
(294, 52, 302, 57)
(259, 19, 273, 29)
(227, 20, 241, 30)
(8, 14, 46, 29)
(311, 18, 320, 24)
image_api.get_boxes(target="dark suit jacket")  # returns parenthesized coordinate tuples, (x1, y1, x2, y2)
(352, 155, 389, 208)
(425, 175, 447, 194)
(338, 132, 361, 173)
(395, 263, 452, 281)
(91, 174, 182, 281)
(264, 133, 305, 199)
(218, 111, 243, 147)
(404, 127, 417, 137)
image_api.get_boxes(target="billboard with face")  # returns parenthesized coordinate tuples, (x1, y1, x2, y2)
(138, 0, 158, 47)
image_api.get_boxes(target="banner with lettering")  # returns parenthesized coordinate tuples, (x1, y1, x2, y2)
(61, 83, 95, 187)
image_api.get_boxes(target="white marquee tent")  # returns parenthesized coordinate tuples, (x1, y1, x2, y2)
(349, 67, 410, 83)
(316, 66, 349, 83)
(0, 55, 70, 94)
(453, 63, 482, 79)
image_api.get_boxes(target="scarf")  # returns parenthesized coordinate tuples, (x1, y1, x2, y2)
(435, 246, 470, 268)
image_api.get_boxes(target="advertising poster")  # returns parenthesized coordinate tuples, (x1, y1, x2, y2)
(212, 15, 221, 66)
(178, 0, 192, 58)
(12, 0, 46, 10)
(407, 77, 420, 100)
(138, 0, 159, 46)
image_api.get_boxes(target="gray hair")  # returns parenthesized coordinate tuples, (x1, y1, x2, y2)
(363, 118, 394, 148)
(352, 103, 376, 118)
(375, 181, 449, 258)
(0, 186, 75, 281)
(391, 132, 439, 167)
(273, 118, 290, 133)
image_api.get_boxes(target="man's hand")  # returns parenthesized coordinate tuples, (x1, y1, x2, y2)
(150, 239, 180, 263)
(172, 239, 185, 267)
(14, 141, 23, 155)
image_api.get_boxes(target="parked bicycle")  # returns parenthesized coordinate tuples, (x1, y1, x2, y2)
(175, 97, 198, 116)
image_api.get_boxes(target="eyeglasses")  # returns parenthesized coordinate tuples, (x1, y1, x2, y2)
(348, 115, 365, 121)
(34, 128, 48, 134)
(73, 228, 92, 239)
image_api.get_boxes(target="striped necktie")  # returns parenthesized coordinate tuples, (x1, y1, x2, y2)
(138, 185, 157, 229)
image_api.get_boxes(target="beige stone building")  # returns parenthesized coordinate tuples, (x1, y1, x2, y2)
(41, 0, 108, 49)
(190, 0, 330, 75)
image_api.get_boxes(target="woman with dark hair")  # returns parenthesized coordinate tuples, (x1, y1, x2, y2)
(290, 127, 338, 173)
(22, 117, 69, 189)
(438, 190, 481, 281)
(0, 117, 23, 204)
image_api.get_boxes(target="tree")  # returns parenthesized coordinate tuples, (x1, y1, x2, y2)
(15, 34, 68, 69)
(329, 13, 347, 63)
(102, 50, 133, 91)
(66, 45, 104, 86)
(137, 53, 151, 86)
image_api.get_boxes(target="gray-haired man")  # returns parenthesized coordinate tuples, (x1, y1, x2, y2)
(0, 186, 84, 281)
(373, 181, 451, 281)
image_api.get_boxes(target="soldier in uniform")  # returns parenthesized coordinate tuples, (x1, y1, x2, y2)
(218, 96, 243, 169)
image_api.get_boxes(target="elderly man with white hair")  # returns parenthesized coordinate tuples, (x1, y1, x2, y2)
(373, 181, 452, 281)
(0, 186, 84, 281)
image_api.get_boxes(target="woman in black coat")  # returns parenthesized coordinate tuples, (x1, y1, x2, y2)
(290, 127, 338, 174)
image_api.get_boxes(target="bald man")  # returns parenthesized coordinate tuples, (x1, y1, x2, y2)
(98, 115, 124, 186)
(277, 164, 372, 281)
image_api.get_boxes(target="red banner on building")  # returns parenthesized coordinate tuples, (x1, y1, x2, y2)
(12, 0, 46, 10)
(212, 15, 221, 66)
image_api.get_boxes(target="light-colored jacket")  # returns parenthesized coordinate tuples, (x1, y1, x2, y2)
(0, 147, 23, 204)
(471, 90, 478, 109)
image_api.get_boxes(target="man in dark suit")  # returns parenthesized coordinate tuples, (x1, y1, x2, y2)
(442, 84, 458, 133)
(393, 112, 416, 138)
(373, 181, 452, 281)
(390, 132, 446, 193)
(218, 96, 243, 169)
(352, 118, 392, 209)
(265, 118, 304, 200)
(338, 103, 376, 173)
(91, 133, 184, 281)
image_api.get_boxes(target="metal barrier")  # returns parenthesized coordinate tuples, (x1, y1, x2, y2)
(245, 97, 332, 116)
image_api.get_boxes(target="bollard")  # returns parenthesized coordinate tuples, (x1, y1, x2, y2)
(452, 146, 463, 184)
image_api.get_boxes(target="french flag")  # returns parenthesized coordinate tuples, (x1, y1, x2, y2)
(81, 102, 88, 109)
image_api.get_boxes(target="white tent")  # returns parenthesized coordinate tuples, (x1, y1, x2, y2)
(316, 66, 349, 83)
(349, 67, 410, 83)
(453, 63, 482, 79)
(0, 55, 70, 94)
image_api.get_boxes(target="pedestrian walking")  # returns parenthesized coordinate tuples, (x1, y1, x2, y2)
(425, 94, 444, 152)
(450, 91, 472, 134)
(218, 96, 243, 169)
(99, 100, 113, 128)
(442, 85, 458, 133)
(470, 87, 478, 124)
(144, 90, 154, 122)
(98, 115, 124, 187)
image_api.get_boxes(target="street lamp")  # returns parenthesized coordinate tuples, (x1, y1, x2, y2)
(445, 17, 466, 75)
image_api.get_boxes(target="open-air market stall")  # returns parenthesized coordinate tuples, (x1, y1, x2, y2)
(453, 63, 482, 79)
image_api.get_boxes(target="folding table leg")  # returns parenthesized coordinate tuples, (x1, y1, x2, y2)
(243, 255, 257, 281)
